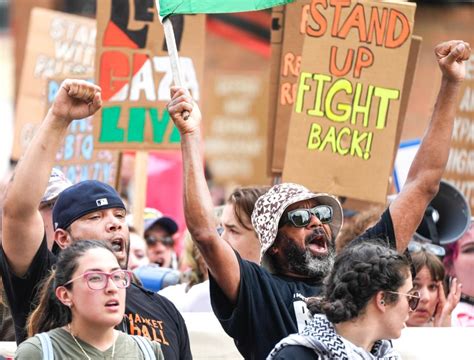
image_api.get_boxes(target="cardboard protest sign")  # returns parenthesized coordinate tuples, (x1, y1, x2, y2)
(444, 55, 474, 212)
(204, 71, 271, 186)
(46, 78, 121, 187)
(12, 8, 96, 160)
(11, 0, 60, 100)
(271, 0, 309, 174)
(95, 0, 205, 151)
(282, 0, 415, 204)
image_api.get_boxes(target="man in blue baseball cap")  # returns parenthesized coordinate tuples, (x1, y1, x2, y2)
(52, 179, 129, 268)
(1, 79, 191, 360)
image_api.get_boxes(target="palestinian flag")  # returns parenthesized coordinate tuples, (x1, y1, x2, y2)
(159, 0, 295, 17)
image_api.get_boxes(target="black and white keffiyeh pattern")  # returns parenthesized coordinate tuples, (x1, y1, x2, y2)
(267, 314, 401, 360)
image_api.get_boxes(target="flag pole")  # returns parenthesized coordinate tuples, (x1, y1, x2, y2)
(162, 15, 190, 120)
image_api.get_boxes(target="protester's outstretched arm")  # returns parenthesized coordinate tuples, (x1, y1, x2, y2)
(2, 80, 102, 276)
(390, 40, 471, 252)
(167, 87, 240, 303)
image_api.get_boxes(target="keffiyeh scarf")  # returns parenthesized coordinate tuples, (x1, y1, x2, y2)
(267, 314, 401, 360)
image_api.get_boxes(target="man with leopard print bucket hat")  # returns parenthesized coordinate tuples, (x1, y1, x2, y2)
(167, 40, 471, 360)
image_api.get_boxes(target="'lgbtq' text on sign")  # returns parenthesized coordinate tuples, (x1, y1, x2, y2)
(47, 78, 120, 187)
(95, 0, 205, 150)
(282, 0, 415, 204)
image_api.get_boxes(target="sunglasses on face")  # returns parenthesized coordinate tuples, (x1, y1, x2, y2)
(145, 235, 174, 247)
(279, 205, 333, 228)
(386, 290, 420, 311)
(63, 270, 132, 290)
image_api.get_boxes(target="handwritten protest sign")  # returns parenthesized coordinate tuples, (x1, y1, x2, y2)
(271, 0, 309, 174)
(282, 0, 415, 204)
(204, 71, 270, 186)
(12, 8, 95, 160)
(444, 55, 474, 212)
(46, 78, 121, 187)
(95, 0, 205, 150)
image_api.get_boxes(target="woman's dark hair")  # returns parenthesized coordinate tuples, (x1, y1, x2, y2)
(411, 249, 445, 282)
(228, 186, 270, 231)
(27, 240, 114, 336)
(307, 242, 410, 324)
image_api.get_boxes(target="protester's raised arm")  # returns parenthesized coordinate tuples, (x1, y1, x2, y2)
(390, 40, 471, 252)
(167, 87, 241, 303)
(2, 80, 102, 276)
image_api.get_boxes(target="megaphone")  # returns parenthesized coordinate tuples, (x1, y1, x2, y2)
(134, 264, 181, 292)
(414, 180, 471, 245)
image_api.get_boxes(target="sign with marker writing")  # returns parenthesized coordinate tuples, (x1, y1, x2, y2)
(204, 71, 271, 186)
(12, 8, 95, 160)
(95, 0, 205, 150)
(46, 78, 120, 187)
(272, 0, 310, 174)
(444, 55, 474, 213)
(282, 0, 415, 204)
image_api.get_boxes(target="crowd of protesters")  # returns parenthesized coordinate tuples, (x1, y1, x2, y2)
(0, 39, 471, 360)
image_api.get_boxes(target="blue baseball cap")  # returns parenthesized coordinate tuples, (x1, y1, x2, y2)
(53, 180, 125, 230)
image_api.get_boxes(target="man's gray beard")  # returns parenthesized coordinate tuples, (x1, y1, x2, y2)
(286, 240, 336, 280)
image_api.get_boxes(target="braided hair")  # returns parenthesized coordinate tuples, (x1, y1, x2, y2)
(307, 242, 410, 323)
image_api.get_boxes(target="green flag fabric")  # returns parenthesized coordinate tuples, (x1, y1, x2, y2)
(159, 0, 295, 17)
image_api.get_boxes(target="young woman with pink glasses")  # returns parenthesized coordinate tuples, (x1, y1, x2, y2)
(15, 240, 163, 359)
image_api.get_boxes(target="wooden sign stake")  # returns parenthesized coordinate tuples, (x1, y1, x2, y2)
(132, 151, 149, 237)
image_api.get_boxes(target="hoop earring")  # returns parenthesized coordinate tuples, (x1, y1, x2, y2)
(380, 300, 385, 305)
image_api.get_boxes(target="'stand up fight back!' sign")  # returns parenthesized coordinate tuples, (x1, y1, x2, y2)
(95, 0, 205, 150)
(283, 0, 415, 204)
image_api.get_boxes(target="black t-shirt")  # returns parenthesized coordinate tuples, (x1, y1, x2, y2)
(350, 208, 396, 249)
(0, 235, 55, 343)
(210, 208, 396, 360)
(271, 345, 318, 360)
(123, 283, 191, 360)
(0, 237, 192, 360)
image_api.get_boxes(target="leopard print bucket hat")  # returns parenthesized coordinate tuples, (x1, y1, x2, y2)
(251, 183, 343, 258)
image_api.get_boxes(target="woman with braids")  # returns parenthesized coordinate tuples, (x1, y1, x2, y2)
(268, 243, 420, 360)
(15, 240, 164, 359)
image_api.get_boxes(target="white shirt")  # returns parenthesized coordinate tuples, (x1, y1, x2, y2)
(158, 280, 212, 312)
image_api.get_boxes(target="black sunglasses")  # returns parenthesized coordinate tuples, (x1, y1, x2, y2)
(279, 205, 333, 228)
(145, 235, 174, 247)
